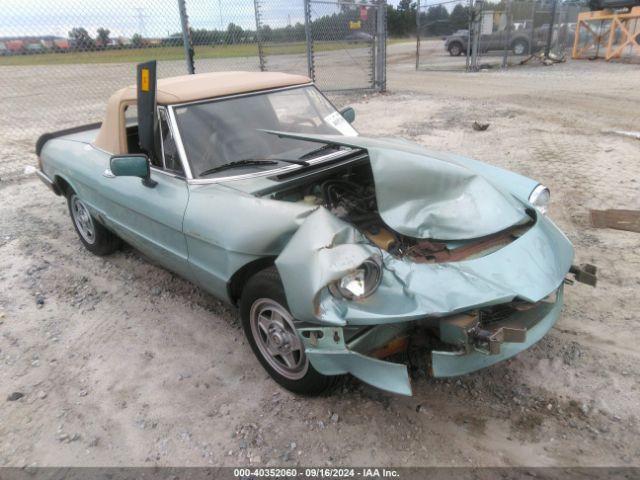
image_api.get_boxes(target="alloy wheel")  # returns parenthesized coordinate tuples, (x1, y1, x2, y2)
(71, 195, 96, 245)
(249, 298, 308, 380)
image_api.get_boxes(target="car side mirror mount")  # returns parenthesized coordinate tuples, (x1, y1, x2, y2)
(110, 154, 157, 188)
(339, 106, 356, 124)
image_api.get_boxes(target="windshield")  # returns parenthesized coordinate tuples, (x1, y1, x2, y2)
(173, 85, 358, 178)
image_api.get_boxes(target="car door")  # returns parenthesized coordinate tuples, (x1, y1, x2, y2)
(99, 107, 192, 280)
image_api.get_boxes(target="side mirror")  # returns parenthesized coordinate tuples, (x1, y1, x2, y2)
(110, 154, 157, 188)
(339, 106, 356, 124)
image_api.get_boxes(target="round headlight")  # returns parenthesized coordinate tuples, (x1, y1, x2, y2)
(529, 184, 550, 215)
(328, 256, 382, 300)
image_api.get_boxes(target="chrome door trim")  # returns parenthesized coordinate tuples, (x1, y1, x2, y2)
(167, 105, 193, 180)
(150, 166, 186, 180)
(157, 106, 169, 170)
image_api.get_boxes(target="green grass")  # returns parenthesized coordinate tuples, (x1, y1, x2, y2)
(0, 39, 410, 67)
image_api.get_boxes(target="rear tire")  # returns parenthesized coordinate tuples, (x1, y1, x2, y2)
(448, 42, 464, 56)
(511, 38, 529, 56)
(67, 193, 121, 256)
(240, 267, 340, 396)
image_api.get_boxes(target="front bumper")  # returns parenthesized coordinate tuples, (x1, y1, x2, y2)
(299, 285, 564, 396)
(431, 284, 563, 377)
(300, 324, 412, 395)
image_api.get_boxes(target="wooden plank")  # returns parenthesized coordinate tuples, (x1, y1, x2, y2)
(590, 209, 640, 233)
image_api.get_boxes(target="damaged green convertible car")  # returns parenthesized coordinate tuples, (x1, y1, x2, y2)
(36, 62, 596, 396)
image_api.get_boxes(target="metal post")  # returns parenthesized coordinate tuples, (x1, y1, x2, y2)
(501, 0, 513, 68)
(416, 0, 421, 70)
(253, 0, 266, 71)
(177, 0, 195, 74)
(528, 0, 536, 56)
(557, 4, 570, 54)
(303, 0, 315, 81)
(544, 0, 558, 59)
(465, 0, 472, 70)
(470, 0, 483, 71)
(375, 0, 387, 91)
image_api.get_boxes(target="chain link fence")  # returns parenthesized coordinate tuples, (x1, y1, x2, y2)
(469, 0, 583, 69)
(0, 0, 386, 182)
(416, 0, 584, 71)
(416, 0, 471, 71)
(306, 0, 386, 91)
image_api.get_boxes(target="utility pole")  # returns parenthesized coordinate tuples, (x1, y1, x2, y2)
(135, 7, 148, 37)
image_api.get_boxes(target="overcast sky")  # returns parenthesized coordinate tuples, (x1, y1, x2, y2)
(2, 0, 404, 38)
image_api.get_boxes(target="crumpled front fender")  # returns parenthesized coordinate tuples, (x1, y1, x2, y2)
(276, 208, 573, 326)
(275, 208, 378, 326)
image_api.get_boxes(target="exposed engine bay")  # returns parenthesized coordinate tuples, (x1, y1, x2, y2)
(269, 160, 534, 263)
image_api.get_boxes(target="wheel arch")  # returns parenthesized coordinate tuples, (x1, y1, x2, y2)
(511, 37, 529, 49)
(53, 175, 75, 198)
(227, 256, 277, 306)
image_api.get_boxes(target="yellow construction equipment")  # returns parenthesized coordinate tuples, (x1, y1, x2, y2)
(572, 6, 640, 60)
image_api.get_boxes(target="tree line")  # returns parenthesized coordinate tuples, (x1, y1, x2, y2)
(60, 0, 587, 52)
(65, 5, 377, 52)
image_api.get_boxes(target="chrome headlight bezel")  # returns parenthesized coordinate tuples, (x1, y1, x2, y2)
(328, 256, 382, 301)
(529, 184, 550, 215)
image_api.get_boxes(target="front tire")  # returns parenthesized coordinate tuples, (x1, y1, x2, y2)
(67, 193, 121, 256)
(240, 267, 339, 395)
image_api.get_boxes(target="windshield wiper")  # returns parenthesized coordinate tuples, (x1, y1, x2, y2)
(269, 157, 310, 166)
(199, 160, 278, 177)
(238, 157, 309, 166)
(298, 143, 341, 160)
(198, 157, 311, 177)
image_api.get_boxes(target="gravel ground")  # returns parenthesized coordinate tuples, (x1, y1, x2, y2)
(1, 46, 639, 468)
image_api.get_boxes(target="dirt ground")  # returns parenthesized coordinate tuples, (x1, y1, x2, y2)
(1, 45, 640, 468)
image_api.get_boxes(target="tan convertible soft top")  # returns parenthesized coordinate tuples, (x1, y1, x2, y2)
(93, 71, 312, 154)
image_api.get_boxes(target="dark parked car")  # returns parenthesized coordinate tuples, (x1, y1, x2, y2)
(345, 31, 373, 43)
(589, 0, 640, 9)
(444, 28, 539, 56)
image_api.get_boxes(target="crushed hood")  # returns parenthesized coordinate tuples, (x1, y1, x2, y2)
(265, 131, 530, 240)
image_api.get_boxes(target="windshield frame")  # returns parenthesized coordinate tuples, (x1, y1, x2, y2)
(166, 84, 359, 185)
